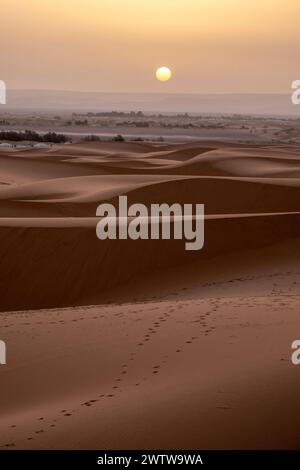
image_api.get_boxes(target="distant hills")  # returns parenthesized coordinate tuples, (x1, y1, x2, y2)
(3, 90, 299, 117)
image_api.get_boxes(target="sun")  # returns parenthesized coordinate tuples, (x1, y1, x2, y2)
(156, 66, 172, 82)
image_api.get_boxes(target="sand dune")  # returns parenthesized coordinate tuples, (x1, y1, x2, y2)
(0, 140, 299, 449)
(0, 139, 299, 310)
(0, 174, 299, 217)
(0, 212, 298, 312)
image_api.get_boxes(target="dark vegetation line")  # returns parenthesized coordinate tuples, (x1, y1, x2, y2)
(0, 130, 67, 143)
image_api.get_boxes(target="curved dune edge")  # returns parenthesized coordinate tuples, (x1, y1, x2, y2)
(0, 175, 300, 218)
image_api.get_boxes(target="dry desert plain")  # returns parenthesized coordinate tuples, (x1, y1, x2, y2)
(0, 140, 300, 449)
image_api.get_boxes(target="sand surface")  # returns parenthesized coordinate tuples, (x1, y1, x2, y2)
(0, 141, 299, 449)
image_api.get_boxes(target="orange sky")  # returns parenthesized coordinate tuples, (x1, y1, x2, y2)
(0, 0, 299, 93)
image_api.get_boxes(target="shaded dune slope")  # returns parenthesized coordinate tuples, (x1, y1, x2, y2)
(0, 141, 299, 311)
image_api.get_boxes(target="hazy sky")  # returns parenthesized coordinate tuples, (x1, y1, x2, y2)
(1, 0, 299, 93)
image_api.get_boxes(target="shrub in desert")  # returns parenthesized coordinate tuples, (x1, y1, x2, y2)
(113, 134, 125, 142)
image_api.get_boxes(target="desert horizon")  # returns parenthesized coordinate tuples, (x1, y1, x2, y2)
(2, 90, 299, 116)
